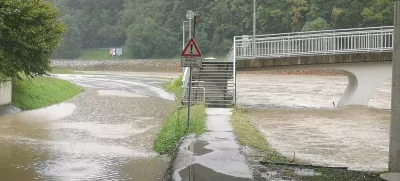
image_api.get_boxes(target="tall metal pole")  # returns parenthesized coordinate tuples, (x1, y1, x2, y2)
(253, 0, 256, 58)
(182, 21, 187, 50)
(187, 66, 192, 128)
(390, 0, 400, 172)
(189, 18, 192, 38)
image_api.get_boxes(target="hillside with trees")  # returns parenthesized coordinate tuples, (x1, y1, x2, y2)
(50, 0, 395, 59)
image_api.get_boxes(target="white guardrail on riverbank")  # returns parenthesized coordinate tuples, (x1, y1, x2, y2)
(0, 81, 12, 106)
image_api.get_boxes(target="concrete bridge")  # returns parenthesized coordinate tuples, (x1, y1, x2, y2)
(228, 26, 395, 107)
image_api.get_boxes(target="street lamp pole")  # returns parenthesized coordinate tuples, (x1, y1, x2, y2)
(182, 21, 188, 50)
(253, 0, 256, 58)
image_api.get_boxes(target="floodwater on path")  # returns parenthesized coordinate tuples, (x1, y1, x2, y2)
(237, 74, 391, 171)
(0, 74, 175, 181)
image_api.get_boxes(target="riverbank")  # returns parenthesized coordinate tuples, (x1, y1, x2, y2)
(51, 59, 181, 72)
(232, 107, 385, 180)
(12, 75, 83, 110)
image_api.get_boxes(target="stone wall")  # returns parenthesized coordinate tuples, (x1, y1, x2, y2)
(51, 59, 181, 72)
(0, 81, 12, 106)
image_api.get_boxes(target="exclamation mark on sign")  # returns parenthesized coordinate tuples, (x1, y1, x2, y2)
(190, 44, 193, 54)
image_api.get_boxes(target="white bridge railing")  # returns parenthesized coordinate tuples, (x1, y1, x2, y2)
(234, 26, 394, 59)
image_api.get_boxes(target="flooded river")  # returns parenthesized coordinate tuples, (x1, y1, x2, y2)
(0, 71, 391, 180)
(237, 73, 391, 171)
(0, 75, 175, 181)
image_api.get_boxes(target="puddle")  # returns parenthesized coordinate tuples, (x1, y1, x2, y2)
(192, 140, 212, 156)
(97, 90, 148, 98)
(179, 164, 252, 181)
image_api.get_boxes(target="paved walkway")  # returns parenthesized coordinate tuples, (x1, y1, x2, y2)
(172, 108, 252, 181)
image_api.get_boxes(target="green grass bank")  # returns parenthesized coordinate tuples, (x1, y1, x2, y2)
(154, 75, 207, 155)
(231, 107, 385, 181)
(12, 75, 83, 110)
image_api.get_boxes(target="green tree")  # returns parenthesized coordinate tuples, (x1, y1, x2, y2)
(302, 17, 330, 31)
(49, 0, 396, 59)
(125, 17, 179, 58)
(0, 0, 65, 80)
(289, 0, 309, 31)
(362, 0, 395, 26)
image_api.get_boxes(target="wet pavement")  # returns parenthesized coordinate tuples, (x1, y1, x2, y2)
(172, 108, 252, 181)
(0, 74, 175, 180)
(237, 73, 391, 172)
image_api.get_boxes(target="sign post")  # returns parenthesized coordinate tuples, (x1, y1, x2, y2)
(181, 37, 202, 128)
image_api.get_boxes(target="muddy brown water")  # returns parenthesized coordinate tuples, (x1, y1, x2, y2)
(237, 74, 391, 171)
(0, 75, 175, 181)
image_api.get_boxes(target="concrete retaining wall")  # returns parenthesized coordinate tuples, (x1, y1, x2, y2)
(0, 81, 12, 106)
(236, 52, 392, 70)
(51, 59, 181, 72)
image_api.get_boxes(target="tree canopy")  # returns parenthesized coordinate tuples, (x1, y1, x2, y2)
(51, 0, 396, 59)
(0, 0, 65, 80)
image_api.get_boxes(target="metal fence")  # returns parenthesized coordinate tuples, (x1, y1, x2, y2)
(234, 26, 394, 59)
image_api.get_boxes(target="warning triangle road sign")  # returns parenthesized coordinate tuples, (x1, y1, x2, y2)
(181, 38, 202, 57)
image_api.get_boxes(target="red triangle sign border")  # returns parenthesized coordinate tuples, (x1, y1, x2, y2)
(181, 38, 202, 57)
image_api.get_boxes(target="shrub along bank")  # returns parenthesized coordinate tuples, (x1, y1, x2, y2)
(12, 75, 83, 110)
(154, 75, 207, 155)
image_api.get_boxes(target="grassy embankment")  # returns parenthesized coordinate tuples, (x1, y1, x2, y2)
(232, 107, 385, 181)
(154, 75, 207, 155)
(12, 75, 83, 110)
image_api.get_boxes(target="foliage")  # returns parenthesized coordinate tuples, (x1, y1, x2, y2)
(51, 0, 396, 59)
(154, 104, 206, 155)
(125, 17, 179, 58)
(154, 76, 206, 155)
(302, 17, 330, 31)
(0, 0, 65, 80)
(12, 75, 83, 110)
(163, 75, 183, 101)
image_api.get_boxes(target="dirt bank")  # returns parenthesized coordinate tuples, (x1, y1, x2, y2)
(51, 59, 181, 72)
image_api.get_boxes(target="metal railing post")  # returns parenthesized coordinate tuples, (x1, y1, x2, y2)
(233, 37, 237, 105)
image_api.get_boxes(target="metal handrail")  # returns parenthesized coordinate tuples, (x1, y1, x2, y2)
(182, 87, 206, 104)
(249, 26, 393, 38)
(224, 46, 234, 62)
(234, 26, 394, 59)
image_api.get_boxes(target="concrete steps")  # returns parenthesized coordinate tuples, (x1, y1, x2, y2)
(183, 61, 235, 107)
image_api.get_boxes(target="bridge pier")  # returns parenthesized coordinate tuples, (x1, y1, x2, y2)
(336, 62, 392, 107)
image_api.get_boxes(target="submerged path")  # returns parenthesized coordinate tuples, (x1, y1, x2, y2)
(0, 74, 175, 181)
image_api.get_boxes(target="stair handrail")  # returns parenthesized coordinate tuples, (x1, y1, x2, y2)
(224, 46, 234, 62)
(182, 87, 206, 104)
(181, 67, 190, 100)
